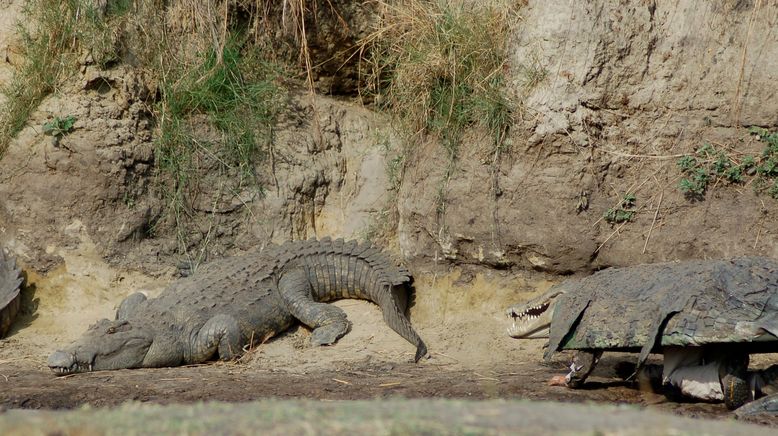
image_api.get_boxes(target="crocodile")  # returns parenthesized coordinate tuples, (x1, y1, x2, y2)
(735, 391, 778, 419)
(48, 238, 426, 375)
(0, 248, 23, 338)
(506, 257, 778, 409)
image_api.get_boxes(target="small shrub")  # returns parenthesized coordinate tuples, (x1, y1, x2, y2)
(42, 115, 77, 137)
(677, 130, 778, 200)
(604, 193, 636, 224)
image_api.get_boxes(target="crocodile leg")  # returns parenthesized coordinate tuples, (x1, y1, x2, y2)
(565, 350, 603, 388)
(279, 268, 351, 346)
(115, 292, 147, 320)
(752, 364, 778, 398)
(718, 352, 751, 410)
(190, 314, 243, 361)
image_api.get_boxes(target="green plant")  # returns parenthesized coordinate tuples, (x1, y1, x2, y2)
(154, 33, 285, 256)
(751, 128, 778, 197)
(678, 167, 710, 198)
(42, 115, 76, 137)
(677, 143, 745, 200)
(677, 155, 697, 172)
(711, 151, 730, 176)
(604, 193, 636, 224)
(769, 181, 778, 200)
(677, 130, 778, 200)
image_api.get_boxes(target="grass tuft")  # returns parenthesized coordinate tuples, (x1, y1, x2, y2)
(157, 37, 283, 183)
(155, 33, 285, 258)
(361, 0, 516, 156)
(0, 0, 128, 156)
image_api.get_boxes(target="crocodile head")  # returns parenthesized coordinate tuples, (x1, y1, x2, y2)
(47, 319, 154, 375)
(506, 289, 565, 338)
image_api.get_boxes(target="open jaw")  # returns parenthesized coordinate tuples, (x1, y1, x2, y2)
(506, 290, 563, 338)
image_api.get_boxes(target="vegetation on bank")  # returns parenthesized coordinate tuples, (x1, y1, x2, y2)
(0, 0, 288, 257)
(360, 0, 522, 223)
(677, 128, 778, 201)
(0, 0, 113, 154)
(362, 1, 517, 157)
(0, 0, 524, 254)
(155, 37, 284, 255)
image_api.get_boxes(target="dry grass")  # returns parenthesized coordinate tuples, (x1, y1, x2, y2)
(360, 0, 519, 155)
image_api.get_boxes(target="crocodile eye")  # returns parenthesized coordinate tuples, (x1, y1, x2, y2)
(107, 321, 131, 334)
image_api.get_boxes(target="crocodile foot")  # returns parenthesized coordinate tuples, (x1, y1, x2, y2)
(310, 321, 351, 346)
(720, 353, 752, 410)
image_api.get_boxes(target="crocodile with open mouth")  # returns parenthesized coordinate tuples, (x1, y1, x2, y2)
(506, 256, 778, 410)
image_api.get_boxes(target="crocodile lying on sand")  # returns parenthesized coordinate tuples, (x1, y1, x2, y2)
(0, 248, 23, 338)
(48, 238, 426, 375)
(506, 257, 778, 410)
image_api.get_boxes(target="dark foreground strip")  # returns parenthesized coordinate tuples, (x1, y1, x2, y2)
(0, 399, 773, 435)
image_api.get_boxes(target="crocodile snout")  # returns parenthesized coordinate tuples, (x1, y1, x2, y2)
(47, 349, 92, 375)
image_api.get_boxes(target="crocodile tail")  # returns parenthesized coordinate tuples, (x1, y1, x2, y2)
(348, 241, 425, 360)
(282, 238, 426, 360)
(374, 282, 427, 362)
